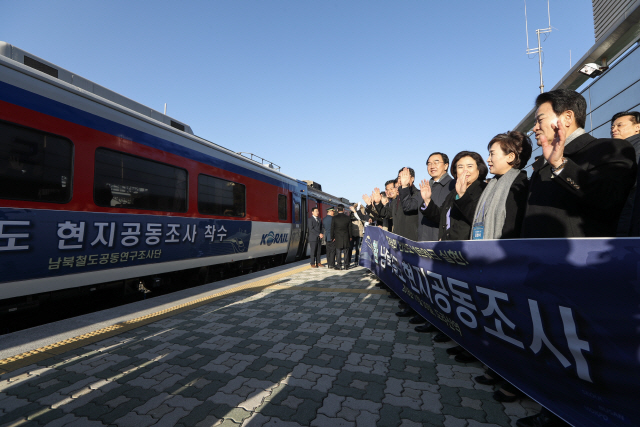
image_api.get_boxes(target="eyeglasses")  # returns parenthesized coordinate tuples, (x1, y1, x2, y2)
(427, 161, 442, 166)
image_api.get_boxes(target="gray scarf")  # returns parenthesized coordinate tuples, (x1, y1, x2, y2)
(470, 168, 521, 240)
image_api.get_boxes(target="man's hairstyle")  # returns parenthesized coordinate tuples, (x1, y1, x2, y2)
(397, 167, 415, 178)
(487, 131, 532, 170)
(311, 207, 319, 212)
(426, 152, 450, 170)
(535, 89, 587, 129)
(384, 180, 395, 188)
(611, 111, 640, 126)
(451, 151, 488, 181)
(380, 191, 386, 197)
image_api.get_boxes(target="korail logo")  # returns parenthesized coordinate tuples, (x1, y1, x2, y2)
(260, 231, 289, 246)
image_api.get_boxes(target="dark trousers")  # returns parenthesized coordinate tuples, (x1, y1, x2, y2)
(350, 236, 361, 264)
(337, 247, 347, 267)
(310, 239, 321, 265)
(325, 241, 336, 267)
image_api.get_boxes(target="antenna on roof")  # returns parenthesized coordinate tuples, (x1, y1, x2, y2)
(524, 0, 552, 94)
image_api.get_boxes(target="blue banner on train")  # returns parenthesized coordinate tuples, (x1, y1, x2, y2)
(359, 226, 640, 427)
(0, 208, 251, 283)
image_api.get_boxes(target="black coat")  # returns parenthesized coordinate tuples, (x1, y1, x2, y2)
(421, 179, 487, 241)
(522, 133, 637, 238)
(418, 174, 456, 241)
(331, 213, 352, 249)
(375, 186, 421, 241)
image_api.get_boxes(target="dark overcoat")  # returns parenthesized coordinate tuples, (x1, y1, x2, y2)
(522, 133, 637, 238)
(418, 174, 456, 241)
(375, 185, 421, 240)
(331, 213, 352, 249)
(421, 180, 487, 241)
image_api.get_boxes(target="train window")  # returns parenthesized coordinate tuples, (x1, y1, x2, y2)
(198, 174, 246, 217)
(0, 121, 73, 203)
(294, 202, 300, 222)
(278, 194, 287, 220)
(94, 148, 187, 212)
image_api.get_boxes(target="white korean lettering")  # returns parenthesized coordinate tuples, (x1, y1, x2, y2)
(91, 222, 116, 247)
(165, 224, 180, 243)
(216, 225, 227, 241)
(57, 221, 85, 250)
(0, 221, 31, 251)
(145, 223, 162, 245)
(121, 223, 141, 247)
(182, 224, 197, 243)
(560, 306, 592, 382)
(528, 299, 571, 367)
(411, 265, 433, 303)
(477, 287, 524, 348)
(426, 271, 451, 313)
(448, 278, 477, 328)
(205, 225, 216, 242)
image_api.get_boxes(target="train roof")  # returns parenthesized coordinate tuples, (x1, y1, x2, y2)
(0, 42, 193, 135)
(0, 41, 304, 186)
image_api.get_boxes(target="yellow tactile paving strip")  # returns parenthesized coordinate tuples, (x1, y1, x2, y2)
(0, 265, 381, 375)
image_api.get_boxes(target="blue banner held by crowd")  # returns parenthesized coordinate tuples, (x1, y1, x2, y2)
(359, 226, 640, 427)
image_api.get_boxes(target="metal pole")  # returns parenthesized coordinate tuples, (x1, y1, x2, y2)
(537, 29, 544, 93)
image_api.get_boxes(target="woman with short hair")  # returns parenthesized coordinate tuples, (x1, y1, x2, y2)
(420, 150, 488, 241)
(469, 131, 532, 402)
(419, 151, 488, 344)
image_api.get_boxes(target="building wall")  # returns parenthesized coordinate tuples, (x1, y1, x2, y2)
(593, 0, 637, 41)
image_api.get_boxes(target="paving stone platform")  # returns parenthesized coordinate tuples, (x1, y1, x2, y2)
(0, 266, 541, 426)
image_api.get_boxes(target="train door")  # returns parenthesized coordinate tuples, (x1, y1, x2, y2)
(296, 196, 308, 260)
(285, 187, 303, 263)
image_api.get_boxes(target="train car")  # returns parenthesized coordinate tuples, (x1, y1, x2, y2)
(0, 42, 349, 313)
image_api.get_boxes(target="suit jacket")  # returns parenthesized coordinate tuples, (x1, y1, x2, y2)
(419, 174, 456, 241)
(331, 213, 352, 249)
(322, 216, 333, 241)
(422, 179, 487, 241)
(522, 132, 637, 238)
(308, 215, 324, 242)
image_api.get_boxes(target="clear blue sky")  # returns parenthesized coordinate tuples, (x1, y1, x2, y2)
(2, 1, 594, 205)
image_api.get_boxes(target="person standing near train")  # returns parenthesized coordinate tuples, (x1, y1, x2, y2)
(331, 206, 352, 270)
(308, 207, 325, 268)
(322, 207, 336, 269)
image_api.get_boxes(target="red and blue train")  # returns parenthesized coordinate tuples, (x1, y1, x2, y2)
(0, 42, 349, 313)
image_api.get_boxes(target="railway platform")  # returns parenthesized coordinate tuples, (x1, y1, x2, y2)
(0, 262, 541, 427)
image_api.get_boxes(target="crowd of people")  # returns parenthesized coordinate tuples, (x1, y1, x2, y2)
(311, 89, 639, 427)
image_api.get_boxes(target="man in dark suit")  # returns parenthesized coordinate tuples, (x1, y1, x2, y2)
(330, 206, 352, 270)
(518, 89, 636, 427)
(322, 207, 336, 268)
(308, 207, 325, 268)
(521, 89, 637, 239)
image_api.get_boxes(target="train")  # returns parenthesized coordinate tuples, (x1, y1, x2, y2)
(0, 42, 350, 314)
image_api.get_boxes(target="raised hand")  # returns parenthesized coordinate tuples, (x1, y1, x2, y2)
(419, 179, 432, 205)
(362, 194, 372, 205)
(540, 118, 566, 168)
(349, 205, 356, 213)
(373, 188, 382, 204)
(456, 172, 469, 198)
(400, 167, 412, 188)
